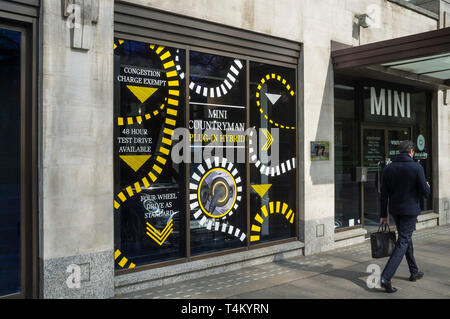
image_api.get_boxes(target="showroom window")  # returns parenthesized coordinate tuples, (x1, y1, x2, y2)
(113, 36, 299, 271)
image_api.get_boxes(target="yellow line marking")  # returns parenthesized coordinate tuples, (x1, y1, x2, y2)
(114, 250, 121, 260)
(118, 192, 126, 202)
(286, 209, 293, 220)
(162, 137, 173, 146)
(157, 156, 167, 165)
(160, 51, 171, 61)
(142, 177, 150, 188)
(163, 61, 175, 69)
(166, 70, 178, 78)
(255, 214, 264, 224)
(160, 147, 170, 155)
(167, 108, 178, 116)
(118, 257, 128, 267)
(149, 172, 157, 182)
(261, 205, 269, 217)
(168, 80, 179, 87)
(281, 203, 288, 215)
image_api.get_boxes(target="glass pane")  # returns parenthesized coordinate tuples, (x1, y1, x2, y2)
(412, 92, 432, 211)
(189, 51, 247, 256)
(334, 81, 361, 229)
(362, 129, 385, 232)
(249, 62, 297, 244)
(113, 39, 186, 268)
(0, 28, 21, 296)
(387, 129, 410, 160)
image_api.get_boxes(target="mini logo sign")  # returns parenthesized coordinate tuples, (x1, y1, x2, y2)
(370, 87, 411, 118)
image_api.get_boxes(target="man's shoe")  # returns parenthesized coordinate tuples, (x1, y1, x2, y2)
(380, 279, 398, 293)
(409, 271, 424, 282)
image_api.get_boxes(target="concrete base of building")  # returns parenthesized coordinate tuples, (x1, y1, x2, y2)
(416, 212, 439, 230)
(333, 228, 368, 250)
(114, 241, 304, 296)
(40, 249, 114, 299)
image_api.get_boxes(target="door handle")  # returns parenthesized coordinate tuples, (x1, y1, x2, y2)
(377, 161, 383, 193)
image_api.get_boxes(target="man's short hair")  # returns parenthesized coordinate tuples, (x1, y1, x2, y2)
(399, 140, 415, 153)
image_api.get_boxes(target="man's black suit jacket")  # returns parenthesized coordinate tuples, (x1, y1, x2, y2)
(380, 153, 430, 218)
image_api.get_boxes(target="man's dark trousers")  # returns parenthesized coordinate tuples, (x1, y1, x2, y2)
(381, 215, 418, 282)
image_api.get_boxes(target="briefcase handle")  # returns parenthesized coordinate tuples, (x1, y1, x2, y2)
(378, 223, 392, 233)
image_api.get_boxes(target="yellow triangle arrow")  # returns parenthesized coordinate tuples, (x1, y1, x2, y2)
(251, 184, 272, 198)
(119, 155, 151, 172)
(126, 86, 158, 104)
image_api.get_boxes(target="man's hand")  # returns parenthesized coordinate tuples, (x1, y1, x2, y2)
(380, 217, 388, 225)
(427, 181, 430, 188)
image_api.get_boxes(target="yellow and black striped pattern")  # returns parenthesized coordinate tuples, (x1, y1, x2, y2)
(114, 249, 136, 269)
(256, 73, 296, 130)
(117, 102, 166, 126)
(114, 43, 180, 270)
(250, 201, 295, 242)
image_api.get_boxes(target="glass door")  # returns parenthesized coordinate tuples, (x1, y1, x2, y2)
(0, 26, 24, 297)
(362, 128, 385, 232)
(361, 126, 410, 232)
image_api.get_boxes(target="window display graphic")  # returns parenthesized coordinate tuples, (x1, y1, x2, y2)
(189, 59, 243, 98)
(249, 128, 296, 176)
(190, 157, 246, 242)
(250, 202, 295, 242)
(113, 42, 180, 211)
(114, 38, 185, 269)
(250, 62, 297, 243)
(256, 73, 296, 130)
(251, 184, 272, 198)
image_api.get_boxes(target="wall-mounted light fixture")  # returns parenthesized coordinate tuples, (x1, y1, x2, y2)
(355, 13, 372, 28)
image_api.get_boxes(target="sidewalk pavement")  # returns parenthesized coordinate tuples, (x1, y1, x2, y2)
(115, 225, 450, 299)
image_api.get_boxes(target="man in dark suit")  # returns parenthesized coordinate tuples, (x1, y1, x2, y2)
(379, 140, 430, 293)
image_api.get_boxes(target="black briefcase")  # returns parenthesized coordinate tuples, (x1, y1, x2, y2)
(370, 224, 396, 259)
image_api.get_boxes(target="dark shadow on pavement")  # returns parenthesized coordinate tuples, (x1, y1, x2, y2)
(272, 259, 386, 294)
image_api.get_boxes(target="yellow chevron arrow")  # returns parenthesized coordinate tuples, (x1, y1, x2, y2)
(146, 219, 173, 245)
(262, 129, 273, 151)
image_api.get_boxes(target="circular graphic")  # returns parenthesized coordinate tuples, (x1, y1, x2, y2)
(256, 73, 296, 130)
(198, 168, 237, 219)
(189, 157, 246, 242)
(417, 134, 425, 151)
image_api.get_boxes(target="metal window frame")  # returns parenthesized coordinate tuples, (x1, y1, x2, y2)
(0, 0, 39, 299)
(114, 2, 301, 276)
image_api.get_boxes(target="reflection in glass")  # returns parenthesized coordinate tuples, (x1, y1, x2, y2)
(362, 128, 386, 232)
(114, 39, 186, 267)
(334, 81, 361, 229)
(0, 28, 21, 296)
